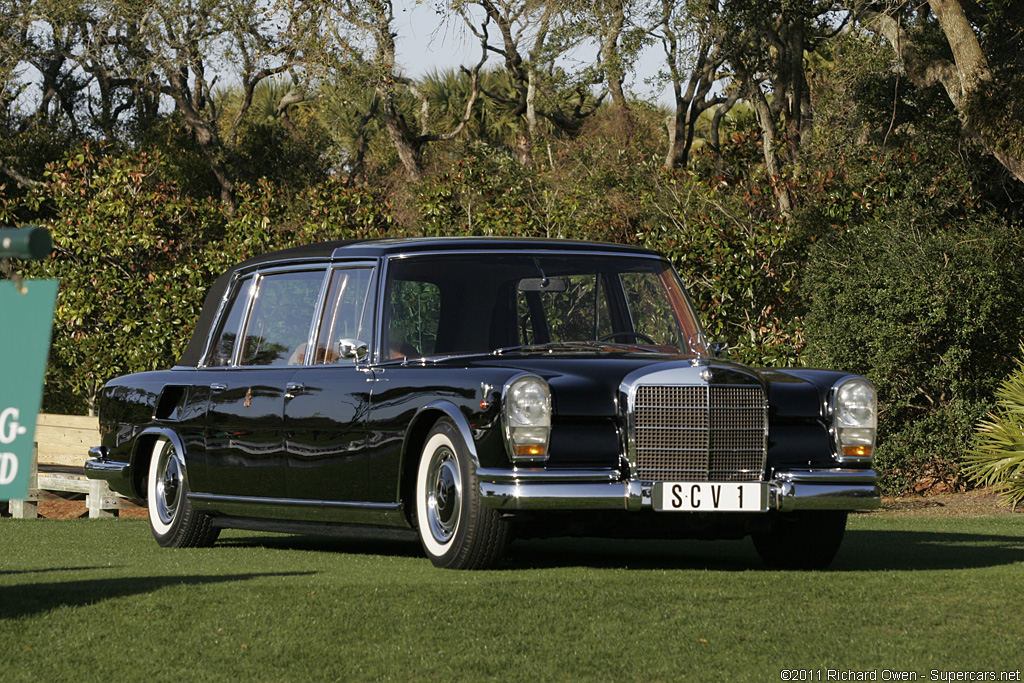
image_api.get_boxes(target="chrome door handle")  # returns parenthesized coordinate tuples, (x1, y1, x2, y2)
(210, 383, 227, 392)
(285, 382, 304, 398)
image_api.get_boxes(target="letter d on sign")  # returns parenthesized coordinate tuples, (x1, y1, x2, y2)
(0, 452, 17, 485)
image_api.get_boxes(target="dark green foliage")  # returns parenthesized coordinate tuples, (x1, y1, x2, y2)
(801, 147, 1024, 494)
(18, 146, 225, 413)
(407, 107, 806, 367)
(638, 153, 806, 368)
(8, 146, 392, 413)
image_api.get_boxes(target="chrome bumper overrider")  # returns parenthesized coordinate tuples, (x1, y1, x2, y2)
(477, 467, 880, 512)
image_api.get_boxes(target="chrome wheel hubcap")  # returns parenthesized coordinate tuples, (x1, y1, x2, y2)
(155, 446, 182, 525)
(426, 447, 461, 544)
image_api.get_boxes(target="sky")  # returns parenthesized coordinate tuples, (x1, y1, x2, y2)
(389, 1, 673, 104)
(392, 2, 484, 73)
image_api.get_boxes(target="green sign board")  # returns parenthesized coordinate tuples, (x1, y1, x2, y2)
(0, 278, 58, 500)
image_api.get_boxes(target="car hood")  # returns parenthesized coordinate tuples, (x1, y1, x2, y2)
(456, 353, 842, 421)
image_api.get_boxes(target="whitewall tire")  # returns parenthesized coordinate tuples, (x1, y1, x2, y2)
(414, 419, 509, 569)
(147, 436, 219, 548)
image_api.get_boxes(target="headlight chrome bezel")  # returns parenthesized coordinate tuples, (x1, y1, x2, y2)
(502, 374, 552, 463)
(830, 377, 877, 464)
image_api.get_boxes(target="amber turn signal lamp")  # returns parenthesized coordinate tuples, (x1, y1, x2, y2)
(513, 444, 547, 458)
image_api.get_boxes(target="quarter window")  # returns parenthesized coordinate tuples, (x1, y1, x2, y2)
(207, 278, 252, 367)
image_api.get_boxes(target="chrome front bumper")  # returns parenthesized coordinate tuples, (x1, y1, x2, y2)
(477, 467, 880, 512)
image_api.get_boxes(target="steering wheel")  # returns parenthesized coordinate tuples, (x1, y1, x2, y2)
(598, 331, 658, 345)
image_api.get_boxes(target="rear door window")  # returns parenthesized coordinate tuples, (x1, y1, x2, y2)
(312, 267, 375, 364)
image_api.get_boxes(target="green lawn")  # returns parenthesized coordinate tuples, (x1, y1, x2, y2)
(1, 514, 1022, 682)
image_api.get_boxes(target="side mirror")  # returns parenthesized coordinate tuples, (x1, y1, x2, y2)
(338, 339, 369, 362)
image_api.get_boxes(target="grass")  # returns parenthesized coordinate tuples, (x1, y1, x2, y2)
(1, 514, 1023, 682)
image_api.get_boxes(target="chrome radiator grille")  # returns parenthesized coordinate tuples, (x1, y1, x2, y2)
(632, 385, 766, 482)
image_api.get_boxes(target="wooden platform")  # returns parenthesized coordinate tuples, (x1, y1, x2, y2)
(5, 414, 142, 519)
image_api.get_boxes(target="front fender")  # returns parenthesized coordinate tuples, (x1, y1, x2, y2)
(403, 400, 483, 472)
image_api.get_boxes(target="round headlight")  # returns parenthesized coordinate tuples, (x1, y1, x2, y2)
(507, 376, 551, 427)
(835, 379, 876, 428)
(504, 375, 551, 461)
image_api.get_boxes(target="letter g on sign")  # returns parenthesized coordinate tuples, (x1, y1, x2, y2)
(0, 407, 27, 445)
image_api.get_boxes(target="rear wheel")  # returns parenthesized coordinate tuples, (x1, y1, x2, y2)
(415, 419, 509, 569)
(752, 511, 848, 570)
(147, 437, 219, 548)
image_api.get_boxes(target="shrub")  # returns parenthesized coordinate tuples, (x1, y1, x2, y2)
(18, 146, 226, 414)
(638, 166, 806, 368)
(801, 154, 1024, 494)
(962, 344, 1024, 508)
(13, 146, 393, 414)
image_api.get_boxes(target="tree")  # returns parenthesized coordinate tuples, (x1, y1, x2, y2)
(719, 0, 849, 217)
(650, 0, 737, 171)
(853, 0, 1024, 185)
(314, 0, 487, 181)
(593, 0, 633, 107)
(452, 0, 609, 164)
(3, 0, 331, 210)
(0, 0, 86, 191)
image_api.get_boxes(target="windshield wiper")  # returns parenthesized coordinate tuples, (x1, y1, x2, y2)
(492, 341, 663, 355)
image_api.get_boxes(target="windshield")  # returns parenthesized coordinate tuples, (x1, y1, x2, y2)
(382, 253, 701, 360)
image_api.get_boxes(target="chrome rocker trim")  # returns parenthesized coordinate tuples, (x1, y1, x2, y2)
(477, 467, 880, 512)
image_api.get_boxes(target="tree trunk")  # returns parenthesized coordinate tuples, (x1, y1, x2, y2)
(380, 88, 424, 181)
(928, 0, 992, 102)
(748, 78, 793, 217)
(860, 1, 1024, 185)
(598, 0, 629, 108)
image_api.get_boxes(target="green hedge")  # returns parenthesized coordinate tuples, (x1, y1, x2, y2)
(11, 147, 392, 414)
(800, 149, 1024, 494)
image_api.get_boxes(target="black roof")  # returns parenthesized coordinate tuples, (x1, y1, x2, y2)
(222, 237, 658, 273)
(176, 237, 662, 367)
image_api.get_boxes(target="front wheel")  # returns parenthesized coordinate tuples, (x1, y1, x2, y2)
(751, 511, 848, 570)
(147, 437, 219, 548)
(415, 419, 509, 569)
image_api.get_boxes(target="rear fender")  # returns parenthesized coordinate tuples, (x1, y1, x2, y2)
(130, 428, 187, 501)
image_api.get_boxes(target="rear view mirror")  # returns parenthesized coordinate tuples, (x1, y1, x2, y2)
(518, 278, 567, 293)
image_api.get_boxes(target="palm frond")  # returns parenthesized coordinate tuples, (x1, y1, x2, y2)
(963, 343, 1024, 507)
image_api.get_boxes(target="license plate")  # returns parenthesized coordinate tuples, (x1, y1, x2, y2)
(653, 482, 767, 512)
